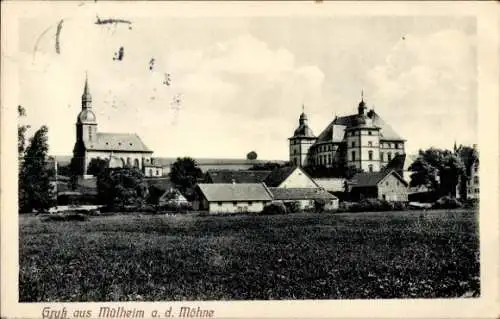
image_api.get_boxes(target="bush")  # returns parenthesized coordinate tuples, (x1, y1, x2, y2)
(433, 196, 463, 209)
(284, 201, 301, 214)
(337, 199, 407, 213)
(261, 201, 287, 215)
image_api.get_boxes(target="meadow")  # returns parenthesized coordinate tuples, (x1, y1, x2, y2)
(19, 209, 479, 301)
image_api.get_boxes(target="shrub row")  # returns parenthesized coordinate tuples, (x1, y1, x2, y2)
(338, 198, 407, 213)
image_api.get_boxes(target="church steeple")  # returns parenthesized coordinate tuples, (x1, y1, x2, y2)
(81, 73, 92, 109)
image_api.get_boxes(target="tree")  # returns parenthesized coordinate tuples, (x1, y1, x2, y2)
(168, 157, 203, 200)
(456, 145, 479, 198)
(97, 167, 148, 210)
(19, 126, 53, 213)
(87, 158, 109, 176)
(246, 151, 258, 160)
(409, 148, 465, 197)
(18, 105, 30, 157)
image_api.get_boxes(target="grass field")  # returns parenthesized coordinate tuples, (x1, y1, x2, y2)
(19, 209, 479, 301)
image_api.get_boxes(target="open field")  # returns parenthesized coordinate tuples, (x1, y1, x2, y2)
(19, 209, 479, 301)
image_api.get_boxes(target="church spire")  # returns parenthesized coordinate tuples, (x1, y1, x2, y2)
(82, 72, 92, 109)
(358, 89, 366, 115)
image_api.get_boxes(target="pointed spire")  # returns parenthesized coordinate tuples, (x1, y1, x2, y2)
(82, 72, 92, 108)
(361, 89, 364, 101)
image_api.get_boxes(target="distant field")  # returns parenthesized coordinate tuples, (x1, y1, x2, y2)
(19, 210, 479, 301)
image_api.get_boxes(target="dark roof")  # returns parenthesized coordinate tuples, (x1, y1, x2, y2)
(350, 169, 408, 188)
(268, 188, 338, 201)
(386, 153, 407, 172)
(206, 170, 271, 184)
(196, 183, 273, 202)
(264, 166, 297, 187)
(315, 111, 404, 144)
(145, 178, 175, 192)
(83, 133, 152, 153)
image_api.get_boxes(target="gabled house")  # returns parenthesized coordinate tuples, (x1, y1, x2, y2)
(204, 169, 271, 184)
(193, 183, 274, 214)
(348, 169, 408, 202)
(264, 166, 319, 188)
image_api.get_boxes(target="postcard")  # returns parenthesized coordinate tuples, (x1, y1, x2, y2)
(1, 1, 499, 319)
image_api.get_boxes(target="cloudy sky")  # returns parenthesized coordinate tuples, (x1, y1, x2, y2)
(14, 4, 477, 160)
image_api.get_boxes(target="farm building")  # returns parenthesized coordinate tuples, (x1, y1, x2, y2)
(348, 169, 408, 202)
(204, 169, 271, 184)
(264, 166, 319, 188)
(193, 183, 273, 214)
(268, 187, 339, 210)
(313, 178, 346, 193)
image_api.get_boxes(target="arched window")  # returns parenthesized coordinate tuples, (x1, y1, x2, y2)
(121, 158, 125, 166)
(149, 168, 153, 176)
(127, 157, 132, 166)
(368, 164, 373, 172)
(134, 158, 140, 168)
(368, 150, 373, 161)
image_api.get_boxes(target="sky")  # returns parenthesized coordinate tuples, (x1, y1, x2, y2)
(14, 6, 477, 160)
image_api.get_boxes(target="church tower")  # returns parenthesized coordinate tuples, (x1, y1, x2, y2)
(289, 105, 317, 167)
(346, 92, 381, 172)
(74, 74, 98, 176)
(76, 74, 97, 142)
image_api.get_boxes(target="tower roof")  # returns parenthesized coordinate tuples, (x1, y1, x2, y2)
(81, 73, 92, 105)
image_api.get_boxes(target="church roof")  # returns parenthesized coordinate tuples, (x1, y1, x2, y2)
(315, 111, 404, 144)
(83, 132, 152, 153)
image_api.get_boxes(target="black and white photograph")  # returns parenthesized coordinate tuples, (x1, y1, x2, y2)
(1, 1, 499, 318)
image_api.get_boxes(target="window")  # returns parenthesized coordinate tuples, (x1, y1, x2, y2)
(386, 181, 389, 186)
(248, 201, 253, 206)
(218, 202, 222, 206)
(474, 165, 478, 173)
(156, 169, 160, 176)
(233, 201, 237, 206)
(388, 152, 392, 161)
(351, 141, 355, 148)
(294, 149, 297, 155)
(328, 155, 332, 164)
(294, 158, 298, 165)
(368, 141, 373, 147)
(127, 157, 132, 166)
(134, 158, 140, 168)
(368, 164, 373, 172)
(395, 143, 399, 149)
(368, 151, 373, 160)
(351, 151, 356, 161)
(368, 131, 372, 135)
(474, 176, 479, 184)
(380, 152, 384, 161)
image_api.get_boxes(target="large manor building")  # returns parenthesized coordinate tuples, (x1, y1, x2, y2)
(73, 76, 155, 177)
(289, 94, 406, 173)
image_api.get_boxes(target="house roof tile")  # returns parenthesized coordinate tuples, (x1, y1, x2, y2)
(268, 187, 338, 201)
(196, 183, 273, 202)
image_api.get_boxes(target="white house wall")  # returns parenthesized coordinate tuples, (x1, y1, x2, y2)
(208, 201, 266, 214)
(279, 168, 318, 188)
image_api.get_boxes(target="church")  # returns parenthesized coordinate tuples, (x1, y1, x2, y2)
(289, 93, 406, 173)
(73, 76, 154, 178)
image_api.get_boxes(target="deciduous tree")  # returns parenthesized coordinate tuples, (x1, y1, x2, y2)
(168, 157, 203, 200)
(19, 126, 53, 213)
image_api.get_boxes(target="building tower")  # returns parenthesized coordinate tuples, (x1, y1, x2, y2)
(289, 105, 317, 166)
(345, 92, 381, 172)
(74, 74, 98, 175)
